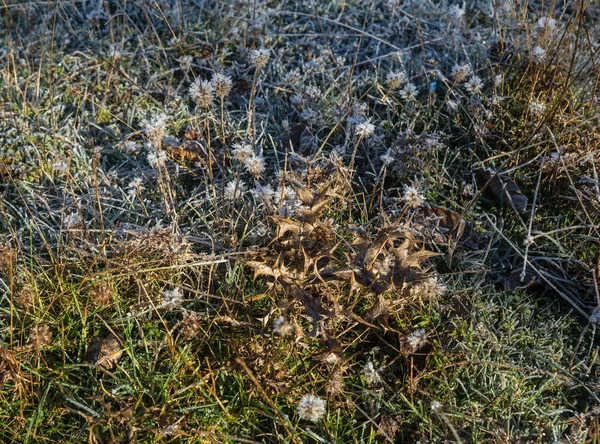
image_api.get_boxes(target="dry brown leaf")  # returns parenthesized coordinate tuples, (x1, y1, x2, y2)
(86, 332, 124, 371)
(420, 205, 479, 248)
(400, 248, 440, 270)
(475, 168, 528, 213)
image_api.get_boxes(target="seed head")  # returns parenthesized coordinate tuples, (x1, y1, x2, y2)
(243, 154, 266, 177)
(402, 184, 425, 208)
(225, 180, 246, 200)
(297, 395, 326, 422)
(362, 361, 382, 386)
(406, 329, 428, 352)
(386, 70, 407, 90)
(451, 63, 472, 83)
(531, 45, 547, 64)
(528, 100, 546, 116)
(189, 78, 214, 109)
(250, 47, 271, 70)
(464, 75, 484, 94)
(400, 83, 418, 100)
(355, 118, 375, 138)
(232, 142, 255, 162)
(211, 72, 233, 99)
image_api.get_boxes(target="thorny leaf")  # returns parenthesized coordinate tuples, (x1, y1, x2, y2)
(475, 168, 528, 213)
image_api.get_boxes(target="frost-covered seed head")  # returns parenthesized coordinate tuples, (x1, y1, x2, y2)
(252, 183, 275, 205)
(297, 395, 326, 422)
(400, 83, 418, 100)
(407, 329, 428, 351)
(273, 316, 293, 336)
(531, 46, 547, 63)
(144, 113, 169, 143)
(163, 288, 183, 306)
(402, 184, 425, 208)
(232, 142, 254, 162)
(211, 72, 233, 99)
(464, 75, 484, 94)
(355, 119, 375, 138)
(529, 100, 547, 116)
(380, 149, 395, 166)
(225, 180, 245, 200)
(189, 78, 214, 108)
(534, 17, 557, 33)
(386, 70, 407, 90)
(250, 48, 271, 70)
(451, 64, 472, 83)
(430, 400, 443, 413)
(362, 361, 382, 386)
(147, 150, 167, 168)
(243, 155, 266, 177)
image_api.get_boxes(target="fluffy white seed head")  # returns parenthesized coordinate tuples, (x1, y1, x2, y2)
(297, 395, 326, 422)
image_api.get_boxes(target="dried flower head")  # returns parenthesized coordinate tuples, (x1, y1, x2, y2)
(250, 47, 271, 70)
(362, 361, 382, 386)
(386, 70, 407, 90)
(297, 394, 326, 422)
(189, 78, 214, 109)
(273, 316, 293, 337)
(179, 55, 193, 71)
(464, 75, 484, 94)
(225, 180, 246, 200)
(243, 154, 266, 177)
(529, 100, 547, 116)
(406, 329, 428, 352)
(29, 324, 53, 349)
(534, 17, 557, 33)
(211, 72, 233, 99)
(430, 400, 444, 414)
(144, 113, 169, 142)
(451, 63, 473, 83)
(380, 149, 395, 167)
(91, 282, 114, 306)
(531, 45, 547, 64)
(232, 142, 254, 163)
(355, 118, 375, 138)
(400, 83, 418, 100)
(63, 212, 82, 229)
(147, 149, 167, 169)
(163, 288, 183, 306)
(402, 184, 425, 208)
(251, 183, 275, 205)
(52, 158, 69, 174)
(179, 311, 204, 340)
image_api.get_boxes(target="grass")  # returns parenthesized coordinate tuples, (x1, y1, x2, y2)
(1, 0, 600, 442)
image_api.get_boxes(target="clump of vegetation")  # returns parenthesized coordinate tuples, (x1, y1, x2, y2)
(1, 0, 599, 442)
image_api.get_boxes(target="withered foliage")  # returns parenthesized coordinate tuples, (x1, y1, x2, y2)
(244, 155, 439, 339)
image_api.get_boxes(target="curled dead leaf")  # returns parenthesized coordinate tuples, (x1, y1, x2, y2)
(475, 168, 528, 213)
(86, 332, 124, 371)
(419, 205, 479, 248)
